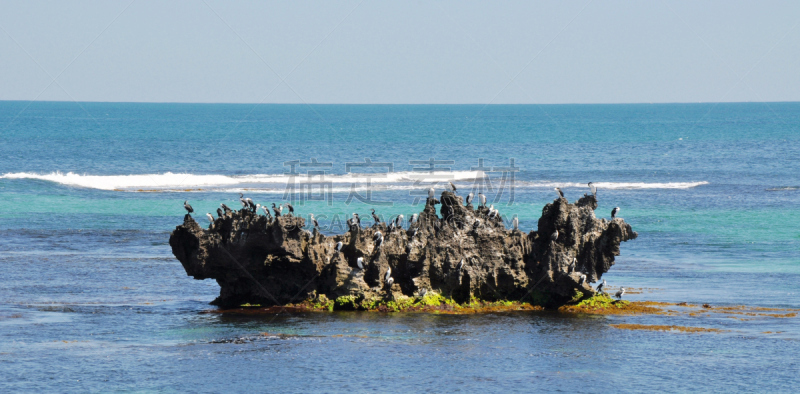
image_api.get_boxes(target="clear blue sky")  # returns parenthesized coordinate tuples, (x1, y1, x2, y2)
(1, 0, 799, 104)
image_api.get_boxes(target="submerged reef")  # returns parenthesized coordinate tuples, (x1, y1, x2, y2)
(169, 191, 637, 309)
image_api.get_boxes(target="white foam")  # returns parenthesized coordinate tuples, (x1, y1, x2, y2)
(1, 171, 708, 192)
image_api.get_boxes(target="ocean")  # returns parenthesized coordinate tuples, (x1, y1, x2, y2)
(1, 101, 798, 392)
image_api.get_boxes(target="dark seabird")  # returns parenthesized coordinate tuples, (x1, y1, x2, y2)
(555, 187, 565, 199)
(386, 277, 394, 287)
(216, 208, 224, 218)
(579, 274, 587, 285)
(357, 257, 364, 270)
(551, 229, 559, 242)
(395, 214, 404, 229)
(183, 200, 194, 214)
(286, 203, 294, 215)
(596, 279, 606, 293)
(456, 258, 464, 270)
(614, 287, 625, 299)
(310, 214, 319, 228)
(588, 182, 597, 197)
(272, 203, 281, 217)
(611, 207, 620, 219)
(466, 192, 474, 206)
(373, 231, 383, 245)
(336, 241, 343, 252)
(449, 181, 457, 194)
(473, 219, 481, 229)
(371, 208, 380, 226)
(262, 206, 272, 219)
(220, 203, 232, 214)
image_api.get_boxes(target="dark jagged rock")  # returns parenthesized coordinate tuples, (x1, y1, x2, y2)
(169, 192, 637, 308)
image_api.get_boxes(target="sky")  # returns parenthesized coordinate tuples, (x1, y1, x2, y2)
(1, 0, 799, 104)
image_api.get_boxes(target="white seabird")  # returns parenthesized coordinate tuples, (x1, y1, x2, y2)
(614, 287, 626, 299)
(357, 257, 364, 270)
(588, 182, 597, 197)
(335, 241, 343, 252)
(466, 192, 474, 206)
(479, 193, 486, 207)
(512, 217, 519, 230)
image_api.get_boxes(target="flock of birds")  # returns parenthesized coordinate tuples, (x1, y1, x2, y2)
(181, 182, 627, 300)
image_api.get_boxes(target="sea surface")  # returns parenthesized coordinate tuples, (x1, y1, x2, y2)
(1, 102, 798, 392)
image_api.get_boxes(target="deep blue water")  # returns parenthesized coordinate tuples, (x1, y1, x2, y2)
(1, 102, 799, 392)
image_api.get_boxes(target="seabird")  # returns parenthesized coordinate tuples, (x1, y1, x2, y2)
(479, 193, 486, 207)
(371, 208, 380, 226)
(216, 208, 224, 218)
(456, 258, 464, 270)
(272, 203, 281, 217)
(183, 200, 194, 214)
(466, 192, 474, 206)
(388, 221, 395, 232)
(304, 229, 312, 238)
(473, 219, 481, 229)
(262, 206, 272, 219)
(410, 213, 418, 224)
(611, 207, 620, 219)
(286, 203, 294, 215)
(409, 228, 418, 238)
(512, 217, 519, 231)
(418, 288, 427, 298)
(278, 204, 284, 215)
(428, 187, 435, 200)
(588, 182, 597, 197)
(206, 213, 214, 223)
(579, 274, 587, 285)
(395, 214, 404, 229)
(335, 241, 343, 252)
(596, 279, 606, 293)
(385, 267, 392, 282)
(357, 257, 364, 270)
(551, 229, 559, 242)
(386, 277, 394, 287)
(569, 257, 576, 272)
(555, 187, 565, 199)
(310, 213, 319, 228)
(373, 231, 383, 246)
(352, 213, 361, 228)
(220, 203, 231, 213)
(614, 287, 626, 299)
(449, 181, 457, 194)
(255, 203, 261, 214)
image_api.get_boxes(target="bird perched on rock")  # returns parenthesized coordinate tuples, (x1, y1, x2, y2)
(220, 203, 231, 214)
(409, 228, 418, 239)
(335, 241, 343, 252)
(395, 214, 404, 229)
(512, 217, 519, 231)
(579, 274, 587, 285)
(614, 287, 626, 299)
(310, 213, 319, 229)
(262, 206, 272, 220)
(352, 213, 361, 228)
(473, 219, 481, 230)
(255, 203, 261, 215)
(410, 213, 418, 224)
(370, 208, 380, 226)
(387, 221, 395, 232)
(588, 182, 597, 197)
(272, 203, 281, 217)
(449, 181, 458, 194)
(457, 258, 464, 270)
(217, 207, 224, 218)
(357, 257, 364, 270)
(286, 203, 294, 215)
(418, 288, 427, 299)
(569, 257, 576, 272)
(183, 200, 194, 214)
(466, 192, 474, 206)
(385, 267, 392, 282)
(427, 188, 435, 200)
(555, 187, 565, 199)
(479, 193, 486, 207)
(206, 213, 214, 225)
(596, 279, 607, 293)
(551, 229, 559, 242)
(373, 231, 383, 247)
(386, 276, 394, 287)
(611, 207, 620, 219)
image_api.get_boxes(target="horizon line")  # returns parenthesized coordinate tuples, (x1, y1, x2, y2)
(1, 99, 799, 106)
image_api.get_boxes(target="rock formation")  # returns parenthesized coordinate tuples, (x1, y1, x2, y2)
(169, 192, 637, 309)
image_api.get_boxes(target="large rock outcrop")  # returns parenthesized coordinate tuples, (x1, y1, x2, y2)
(169, 192, 637, 308)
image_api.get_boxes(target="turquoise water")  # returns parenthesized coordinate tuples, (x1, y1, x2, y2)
(1, 102, 799, 392)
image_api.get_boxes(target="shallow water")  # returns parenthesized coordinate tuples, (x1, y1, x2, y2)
(1, 102, 799, 392)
